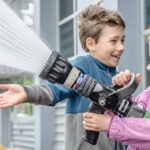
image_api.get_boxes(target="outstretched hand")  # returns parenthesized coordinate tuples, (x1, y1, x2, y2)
(0, 84, 27, 108)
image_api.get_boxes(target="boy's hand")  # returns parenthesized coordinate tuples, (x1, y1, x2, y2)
(0, 84, 27, 108)
(112, 69, 141, 86)
(83, 113, 111, 132)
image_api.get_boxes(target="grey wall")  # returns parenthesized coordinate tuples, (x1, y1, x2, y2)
(118, 0, 143, 95)
(40, 0, 56, 51)
(0, 109, 9, 147)
(34, 0, 57, 150)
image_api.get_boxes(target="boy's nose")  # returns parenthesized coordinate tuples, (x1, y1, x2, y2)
(117, 43, 125, 52)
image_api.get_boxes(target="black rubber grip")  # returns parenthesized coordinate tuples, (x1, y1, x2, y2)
(84, 103, 105, 145)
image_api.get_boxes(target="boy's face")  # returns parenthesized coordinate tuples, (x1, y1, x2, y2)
(88, 25, 125, 67)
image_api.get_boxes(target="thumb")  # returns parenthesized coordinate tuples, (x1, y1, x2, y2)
(147, 64, 150, 71)
(0, 84, 11, 90)
(135, 73, 141, 84)
(83, 112, 92, 118)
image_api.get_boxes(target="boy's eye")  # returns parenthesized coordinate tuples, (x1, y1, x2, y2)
(121, 39, 125, 43)
(110, 40, 117, 43)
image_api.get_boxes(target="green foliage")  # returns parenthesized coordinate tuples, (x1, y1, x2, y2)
(144, 111, 150, 118)
(17, 79, 34, 116)
(18, 79, 33, 85)
(24, 103, 33, 116)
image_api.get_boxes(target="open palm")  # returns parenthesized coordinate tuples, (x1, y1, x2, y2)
(0, 84, 27, 108)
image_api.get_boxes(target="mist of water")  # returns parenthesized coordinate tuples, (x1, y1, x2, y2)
(0, 0, 52, 75)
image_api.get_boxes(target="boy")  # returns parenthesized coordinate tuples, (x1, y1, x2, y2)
(0, 5, 126, 150)
(83, 69, 150, 150)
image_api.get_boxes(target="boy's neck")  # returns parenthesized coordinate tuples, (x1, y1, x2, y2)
(90, 53, 104, 64)
(89, 53, 116, 69)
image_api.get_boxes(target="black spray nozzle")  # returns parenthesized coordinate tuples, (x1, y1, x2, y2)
(39, 51, 73, 84)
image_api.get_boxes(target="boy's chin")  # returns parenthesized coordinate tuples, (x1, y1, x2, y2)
(109, 62, 119, 67)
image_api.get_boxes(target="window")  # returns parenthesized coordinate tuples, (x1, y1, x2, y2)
(145, 43, 150, 87)
(59, 0, 73, 21)
(145, 0, 150, 29)
(57, 0, 76, 58)
(143, 0, 150, 87)
(59, 20, 74, 57)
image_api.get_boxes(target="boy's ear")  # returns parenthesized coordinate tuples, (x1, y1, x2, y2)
(86, 37, 96, 52)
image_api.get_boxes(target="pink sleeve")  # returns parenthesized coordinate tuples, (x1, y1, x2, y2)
(108, 116, 150, 149)
(107, 86, 150, 149)
(132, 86, 150, 111)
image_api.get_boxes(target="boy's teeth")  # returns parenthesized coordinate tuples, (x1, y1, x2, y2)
(114, 55, 120, 58)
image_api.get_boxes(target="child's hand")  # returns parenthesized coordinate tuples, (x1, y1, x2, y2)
(147, 64, 150, 71)
(112, 69, 141, 86)
(0, 84, 27, 108)
(83, 113, 111, 132)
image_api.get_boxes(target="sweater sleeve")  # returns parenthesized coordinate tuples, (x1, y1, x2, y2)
(108, 116, 150, 149)
(23, 83, 76, 106)
(132, 86, 150, 111)
(108, 86, 150, 149)
(23, 84, 54, 105)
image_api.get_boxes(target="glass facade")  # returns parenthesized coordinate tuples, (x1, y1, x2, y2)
(144, 0, 150, 86)
(58, 0, 75, 58)
(5, 0, 34, 28)
(146, 43, 150, 87)
(59, 0, 73, 21)
(59, 20, 74, 57)
(145, 0, 150, 29)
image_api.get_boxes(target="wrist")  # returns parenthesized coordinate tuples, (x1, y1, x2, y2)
(22, 85, 30, 103)
(104, 115, 112, 131)
(107, 115, 115, 137)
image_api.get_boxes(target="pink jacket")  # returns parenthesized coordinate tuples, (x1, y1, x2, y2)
(107, 86, 150, 150)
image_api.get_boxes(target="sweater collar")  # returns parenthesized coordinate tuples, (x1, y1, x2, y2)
(88, 54, 116, 72)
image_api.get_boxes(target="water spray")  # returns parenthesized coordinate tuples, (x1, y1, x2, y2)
(0, 0, 51, 74)
(0, 1, 146, 148)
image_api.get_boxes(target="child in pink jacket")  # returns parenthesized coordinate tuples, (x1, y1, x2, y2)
(83, 69, 150, 150)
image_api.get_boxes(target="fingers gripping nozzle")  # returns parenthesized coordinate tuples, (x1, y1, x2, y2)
(103, 73, 146, 118)
(83, 103, 105, 145)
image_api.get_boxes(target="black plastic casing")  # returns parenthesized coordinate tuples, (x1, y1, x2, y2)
(39, 51, 72, 84)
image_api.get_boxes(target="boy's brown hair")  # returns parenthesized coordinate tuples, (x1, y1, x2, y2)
(78, 5, 126, 52)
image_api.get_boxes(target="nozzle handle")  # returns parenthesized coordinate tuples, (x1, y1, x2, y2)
(83, 103, 105, 145)
(112, 73, 139, 99)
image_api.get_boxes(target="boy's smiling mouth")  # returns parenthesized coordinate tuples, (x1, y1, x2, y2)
(111, 54, 121, 61)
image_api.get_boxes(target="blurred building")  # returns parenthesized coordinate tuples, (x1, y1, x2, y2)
(0, 0, 150, 150)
